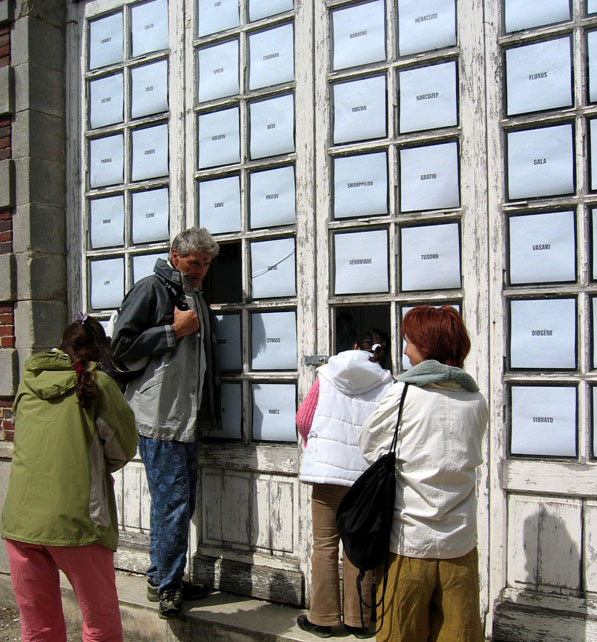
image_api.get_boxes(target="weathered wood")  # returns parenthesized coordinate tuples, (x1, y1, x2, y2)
(192, 553, 304, 607)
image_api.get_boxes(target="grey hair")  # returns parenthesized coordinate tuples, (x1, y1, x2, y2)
(170, 227, 220, 259)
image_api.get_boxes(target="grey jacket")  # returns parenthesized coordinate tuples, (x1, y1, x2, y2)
(111, 258, 220, 442)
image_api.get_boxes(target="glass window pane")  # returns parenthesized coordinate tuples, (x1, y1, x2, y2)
(89, 12, 123, 70)
(89, 195, 124, 249)
(131, 60, 169, 119)
(131, 0, 168, 57)
(132, 188, 170, 244)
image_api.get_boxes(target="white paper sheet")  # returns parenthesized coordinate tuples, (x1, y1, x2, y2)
(198, 40, 239, 102)
(131, 0, 168, 57)
(89, 134, 123, 188)
(332, 0, 386, 71)
(251, 310, 297, 370)
(592, 298, 597, 369)
(397, 0, 456, 56)
(132, 187, 169, 243)
(590, 0, 597, 14)
(507, 124, 574, 200)
(333, 76, 387, 144)
(249, 24, 294, 90)
(131, 60, 169, 119)
(212, 383, 242, 439)
(334, 152, 388, 219)
(400, 222, 461, 291)
(131, 124, 168, 181)
(251, 237, 296, 299)
(509, 211, 576, 284)
(401, 303, 460, 369)
(593, 386, 597, 457)
(89, 195, 124, 249)
(89, 12, 123, 70)
(197, 0, 239, 37)
(198, 107, 240, 169)
(89, 73, 123, 129)
(90, 257, 124, 309)
(589, 31, 597, 102)
(250, 165, 296, 228)
(593, 210, 597, 280)
(511, 385, 576, 456)
(592, 120, 597, 191)
(133, 252, 168, 283)
(198, 175, 241, 233)
(214, 314, 242, 371)
(506, 37, 572, 116)
(400, 141, 460, 212)
(399, 61, 457, 133)
(334, 229, 388, 295)
(504, 0, 571, 34)
(252, 383, 296, 441)
(250, 94, 295, 159)
(510, 298, 577, 369)
(249, 0, 293, 21)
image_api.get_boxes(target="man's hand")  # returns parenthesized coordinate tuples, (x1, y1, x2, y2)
(173, 306, 199, 339)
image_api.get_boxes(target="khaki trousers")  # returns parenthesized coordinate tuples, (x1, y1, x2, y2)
(308, 483, 372, 628)
(376, 548, 483, 642)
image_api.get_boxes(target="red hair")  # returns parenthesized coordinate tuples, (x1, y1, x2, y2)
(401, 305, 471, 368)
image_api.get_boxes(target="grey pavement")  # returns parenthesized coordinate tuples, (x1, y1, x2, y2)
(0, 570, 372, 641)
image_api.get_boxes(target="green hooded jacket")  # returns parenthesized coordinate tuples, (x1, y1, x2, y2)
(1, 350, 138, 551)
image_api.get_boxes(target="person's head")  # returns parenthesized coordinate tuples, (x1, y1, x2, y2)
(170, 227, 220, 289)
(59, 315, 112, 409)
(355, 327, 391, 369)
(401, 305, 471, 369)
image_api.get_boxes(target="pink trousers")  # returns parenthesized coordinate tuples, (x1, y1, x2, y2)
(5, 538, 123, 642)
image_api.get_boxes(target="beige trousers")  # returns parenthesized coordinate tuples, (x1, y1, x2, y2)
(308, 483, 372, 628)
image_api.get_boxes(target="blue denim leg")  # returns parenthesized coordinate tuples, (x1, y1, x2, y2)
(138, 436, 199, 591)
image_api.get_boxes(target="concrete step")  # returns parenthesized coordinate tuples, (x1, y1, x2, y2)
(0, 570, 372, 641)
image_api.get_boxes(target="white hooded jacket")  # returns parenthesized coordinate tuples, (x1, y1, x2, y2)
(298, 350, 393, 487)
(359, 360, 488, 559)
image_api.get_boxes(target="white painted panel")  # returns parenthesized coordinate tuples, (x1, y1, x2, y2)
(203, 470, 222, 542)
(270, 479, 294, 552)
(113, 467, 124, 527)
(140, 468, 151, 532)
(222, 473, 251, 545)
(507, 496, 581, 591)
(251, 476, 271, 549)
(122, 463, 142, 530)
(585, 501, 597, 592)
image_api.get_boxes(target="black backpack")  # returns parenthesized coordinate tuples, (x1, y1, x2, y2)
(336, 383, 409, 632)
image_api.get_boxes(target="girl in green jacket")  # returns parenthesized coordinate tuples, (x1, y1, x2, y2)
(1, 316, 138, 642)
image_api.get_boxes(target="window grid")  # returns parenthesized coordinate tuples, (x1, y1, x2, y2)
(192, 1, 299, 444)
(499, 4, 597, 461)
(324, 0, 464, 370)
(82, 1, 172, 313)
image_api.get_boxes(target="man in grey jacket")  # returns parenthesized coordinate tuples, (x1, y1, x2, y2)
(111, 227, 220, 619)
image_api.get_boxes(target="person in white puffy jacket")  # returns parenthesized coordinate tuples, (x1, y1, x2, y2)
(296, 328, 393, 639)
(359, 306, 489, 642)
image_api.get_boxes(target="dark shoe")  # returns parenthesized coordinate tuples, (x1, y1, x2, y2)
(182, 580, 210, 601)
(345, 623, 373, 639)
(296, 614, 332, 638)
(147, 578, 159, 603)
(158, 584, 183, 620)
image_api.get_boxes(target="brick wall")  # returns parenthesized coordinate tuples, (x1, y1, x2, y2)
(0, 21, 14, 441)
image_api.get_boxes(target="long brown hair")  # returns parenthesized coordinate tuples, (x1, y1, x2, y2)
(58, 316, 112, 409)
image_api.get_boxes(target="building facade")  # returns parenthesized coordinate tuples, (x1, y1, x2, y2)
(2, 0, 597, 639)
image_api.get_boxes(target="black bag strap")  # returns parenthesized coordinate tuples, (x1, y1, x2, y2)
(389, 382, 409, 456)
(357, 382, 410, 633)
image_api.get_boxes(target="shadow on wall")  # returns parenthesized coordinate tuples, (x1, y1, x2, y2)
(492, 505, 587, 641)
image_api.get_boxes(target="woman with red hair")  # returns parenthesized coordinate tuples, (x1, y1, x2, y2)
(359, 306, 488, 642)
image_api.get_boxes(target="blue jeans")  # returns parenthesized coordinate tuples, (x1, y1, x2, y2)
(138, 436, 199, 592)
